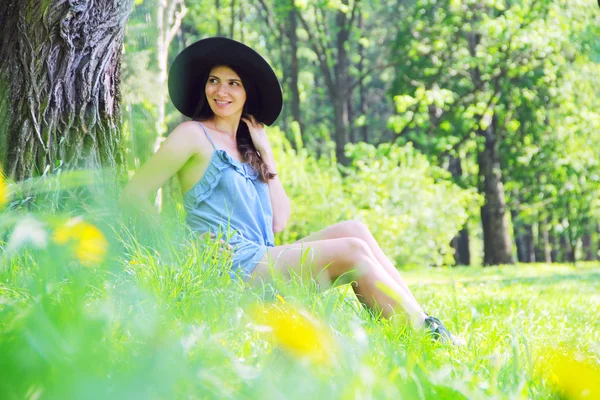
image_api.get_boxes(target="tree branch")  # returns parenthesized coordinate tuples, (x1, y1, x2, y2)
(165, 0, 187, 46)
(296, 11, 336, 95)
(255, 0, 280, 39)
(346, 62, 397, 94)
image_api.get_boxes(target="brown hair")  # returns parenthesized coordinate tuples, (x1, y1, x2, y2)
(190, 66, 277, 183)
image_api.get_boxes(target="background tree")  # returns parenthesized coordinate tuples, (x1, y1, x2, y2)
(388, 0, 600, 265)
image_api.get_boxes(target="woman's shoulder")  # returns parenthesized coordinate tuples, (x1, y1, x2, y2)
(166, 120, 213, 157)
(168, 120, 202, 139)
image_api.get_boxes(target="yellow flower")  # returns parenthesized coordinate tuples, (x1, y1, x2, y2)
(546, 352, 600, 399)
(276, 294, 286, 304)
(0, 170, 9, 208)
(53, 218, 108, 266)
(250, 303, 336, 365)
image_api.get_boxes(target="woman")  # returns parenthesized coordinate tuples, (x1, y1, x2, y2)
(121, 37, 463, 346)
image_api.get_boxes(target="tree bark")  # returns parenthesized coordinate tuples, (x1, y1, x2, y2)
(512, 210, 526, 263)
(511, 210, 534, 262)
(0, 0, 134, 181)
(451, 228, 471, 266)
(229, 0, 236, 39)
(582, 231, 594, 261)
(549, 227, 558, 262)
(523, 223, 536, 262)
(347, 89, 356, 143)
(477, 114, 514, 265)
(535, 218, 552, 263)
(559, 233, 575, 263)
(287, 2, 304, 137)
(154, 0, 187, 211)
(333, 8, 351, 165)
(358, 9, 368, 143)
(581, 218, 595, 261)
(297, 1, 356, 166)
(448, 155, 470, 265)
(216, 0, 222, 36)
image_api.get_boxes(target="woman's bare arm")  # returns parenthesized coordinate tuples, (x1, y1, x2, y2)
(262, 149, 291, 234)
(119, 122, 199, 221)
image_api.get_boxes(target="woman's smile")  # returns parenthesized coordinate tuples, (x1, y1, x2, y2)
(214, 99, 232, 107)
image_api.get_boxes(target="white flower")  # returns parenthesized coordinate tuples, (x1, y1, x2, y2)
(7, 215, 48, 253)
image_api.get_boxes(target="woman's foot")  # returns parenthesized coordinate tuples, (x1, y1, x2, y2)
(423, 314, 465, 346)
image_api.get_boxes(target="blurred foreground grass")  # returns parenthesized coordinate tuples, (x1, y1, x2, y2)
(1, 220, 598, 399)
(0, 170, 599, 399)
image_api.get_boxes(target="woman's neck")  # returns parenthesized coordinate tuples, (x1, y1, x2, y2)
(207, 116, 239, 141)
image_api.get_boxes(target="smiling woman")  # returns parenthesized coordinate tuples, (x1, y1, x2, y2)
(120, 37, 463, 346)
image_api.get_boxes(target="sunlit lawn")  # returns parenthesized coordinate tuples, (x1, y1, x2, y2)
(1, 225, 599, 399)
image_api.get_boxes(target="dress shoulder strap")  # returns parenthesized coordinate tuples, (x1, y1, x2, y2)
(195, 122, 218, 150)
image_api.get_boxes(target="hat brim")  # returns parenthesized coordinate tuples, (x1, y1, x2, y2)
(168, 37, 283, 126)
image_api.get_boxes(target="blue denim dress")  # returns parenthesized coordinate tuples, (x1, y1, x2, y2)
(183, 122, 275, 280)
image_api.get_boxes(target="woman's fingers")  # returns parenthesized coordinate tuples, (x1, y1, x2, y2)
(199, 232, 233, 255)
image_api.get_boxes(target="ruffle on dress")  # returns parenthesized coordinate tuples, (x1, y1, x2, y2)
(217, 149, 259, 180)
(188, 149, 259, 205)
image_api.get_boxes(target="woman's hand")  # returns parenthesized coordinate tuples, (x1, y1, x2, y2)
(199, 231, 234, 257)
(241, 114, 271, 155)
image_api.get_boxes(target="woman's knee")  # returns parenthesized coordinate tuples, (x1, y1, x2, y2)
(341, 237, 372, 264)
(339, 219, 371, 238)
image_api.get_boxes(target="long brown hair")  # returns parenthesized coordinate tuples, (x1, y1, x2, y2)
(190, 66, 277, 183)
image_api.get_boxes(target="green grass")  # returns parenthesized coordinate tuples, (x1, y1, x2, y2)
(1, 225, 599, 399)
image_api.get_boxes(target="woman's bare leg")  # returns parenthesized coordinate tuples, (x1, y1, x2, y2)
(251, 237, 426, 327)
(291, 220, 422, 309)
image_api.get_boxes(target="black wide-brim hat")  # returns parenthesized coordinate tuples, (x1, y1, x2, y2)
(168, 37, 283, 126)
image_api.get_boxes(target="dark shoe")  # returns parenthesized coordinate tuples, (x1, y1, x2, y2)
(423, 314, 465, 346)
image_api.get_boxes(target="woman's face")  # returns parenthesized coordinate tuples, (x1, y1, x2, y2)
(205, 65, 246, 120)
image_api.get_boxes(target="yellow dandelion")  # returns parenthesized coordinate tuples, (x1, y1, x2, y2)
(53, 218, 108, 266)
(250, 303, 336, 365)
(546, 352, 600, 399)
(0, 169, 9, 208)
(276, 294, 286, 304)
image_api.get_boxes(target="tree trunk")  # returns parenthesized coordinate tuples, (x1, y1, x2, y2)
(559, 233, 575, 263)
(512, 212, 534, 263)
(288, 2, 304, 137)
(347, 91, 356, 144)
(536, 218, 552, 263)
(0, 0, 134, 181)
(358, 9, 368, 143)
(581, 218, 595, 261)
(333, 95, 350, 166)
(448, 155, 470, 265)
(549, 227, 558, 262)
(216, 0, 221, 36)
(451, 228, 471, 266)
(512, 210, 526, 262)
(523, 223, 536, 262)
(477, 114, 514, 265)
(582, 231, 594, 261)
(154, 0, 187, 211)
(229, 0, 236, 39)
(297, 2, 354, 166)
(333, 9, 351, 166)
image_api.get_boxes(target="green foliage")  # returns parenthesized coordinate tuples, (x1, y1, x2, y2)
(268, 126, 353, 244)
(269, 127, 481, 267)
(390, 0, 600, 260)
(342, 141, 481, 267)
